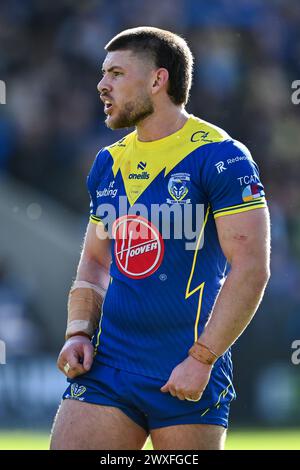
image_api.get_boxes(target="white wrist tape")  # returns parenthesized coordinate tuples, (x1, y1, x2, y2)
(66, 320, 94, 338)
(65, 280, 107, 340)
(70, 280, 107, 298)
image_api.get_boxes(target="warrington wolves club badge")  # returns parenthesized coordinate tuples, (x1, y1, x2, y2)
(167, 172, 191, 204)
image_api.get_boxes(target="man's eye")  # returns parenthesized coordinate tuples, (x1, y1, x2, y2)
(113, 71, 122, 77)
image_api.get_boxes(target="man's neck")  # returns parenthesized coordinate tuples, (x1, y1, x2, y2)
(136, 106, 190, 142)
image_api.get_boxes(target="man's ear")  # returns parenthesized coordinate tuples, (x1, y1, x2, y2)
(152, 68, 169, 93)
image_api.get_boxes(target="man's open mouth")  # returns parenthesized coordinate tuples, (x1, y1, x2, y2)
(104, 100, 113, 114)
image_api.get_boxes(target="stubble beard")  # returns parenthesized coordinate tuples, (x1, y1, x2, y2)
(105, 92, 154, 130)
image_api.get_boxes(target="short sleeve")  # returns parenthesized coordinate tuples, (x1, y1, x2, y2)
(202, 139, 267, 218)
(87, 149, 103, 224)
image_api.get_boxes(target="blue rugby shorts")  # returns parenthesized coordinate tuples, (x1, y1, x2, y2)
(62, 355, 235, 432)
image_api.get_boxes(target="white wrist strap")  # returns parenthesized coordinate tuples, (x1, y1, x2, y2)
(70, 280, 107, 299)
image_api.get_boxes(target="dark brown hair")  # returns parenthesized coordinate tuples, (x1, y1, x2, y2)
(105, 26, 194, 105)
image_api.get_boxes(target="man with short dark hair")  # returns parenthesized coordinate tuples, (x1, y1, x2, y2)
(50, 27, 270, 450)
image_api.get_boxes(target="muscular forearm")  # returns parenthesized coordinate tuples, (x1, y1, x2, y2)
(198, 261, 270, 356)
(66, 257, 110, 340)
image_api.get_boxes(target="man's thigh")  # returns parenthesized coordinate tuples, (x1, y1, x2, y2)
(150, 423, 227, 450)
(50, 399, 148, 450)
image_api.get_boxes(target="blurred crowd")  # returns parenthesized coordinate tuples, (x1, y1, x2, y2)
(0, 0, 300, 356)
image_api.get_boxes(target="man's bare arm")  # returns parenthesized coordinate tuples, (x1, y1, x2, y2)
(197, 207, 271, 356)
(76, 221, 111, 287)
(161, 207, 270, 401)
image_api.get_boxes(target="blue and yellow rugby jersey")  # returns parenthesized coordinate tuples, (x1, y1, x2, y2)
(87, 115, 266, 381)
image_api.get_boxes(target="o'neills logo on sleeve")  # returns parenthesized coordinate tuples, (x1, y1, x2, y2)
(112, 215, 164, 279)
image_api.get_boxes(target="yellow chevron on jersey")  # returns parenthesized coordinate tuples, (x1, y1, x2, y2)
(106, 115, 229, 206)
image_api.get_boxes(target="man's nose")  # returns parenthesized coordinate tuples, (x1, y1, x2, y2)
(97, 77, 112, 94)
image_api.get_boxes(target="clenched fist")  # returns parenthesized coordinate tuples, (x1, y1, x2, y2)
(57, 335, 94, 379)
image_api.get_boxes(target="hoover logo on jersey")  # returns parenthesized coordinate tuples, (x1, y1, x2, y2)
(112, 215, 164, 279)
(242, 183, 265, 202)
(167, 173, 191, 204)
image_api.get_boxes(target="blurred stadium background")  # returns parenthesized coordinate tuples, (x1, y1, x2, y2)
(0, 0, 300, 450)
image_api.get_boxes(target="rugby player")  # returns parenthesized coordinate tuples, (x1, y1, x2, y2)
(50, 27, 270, 450)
